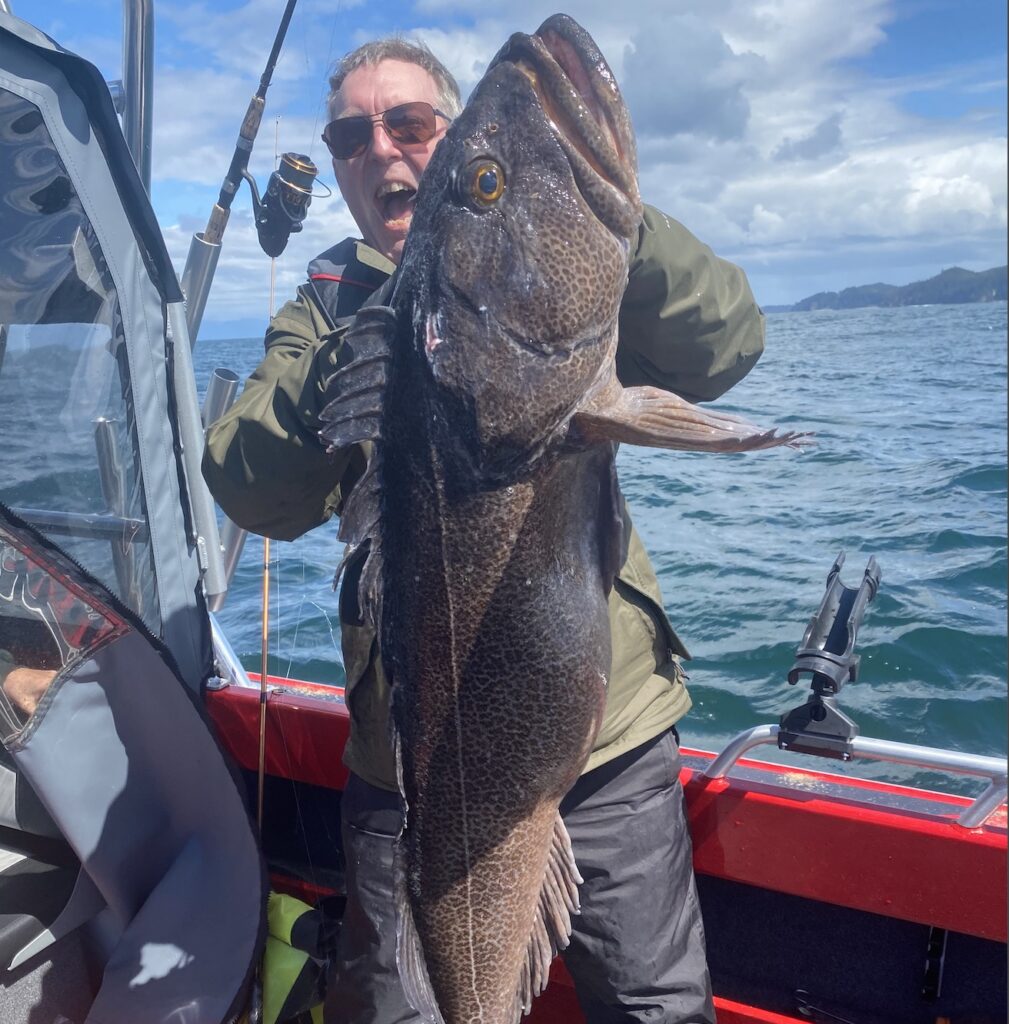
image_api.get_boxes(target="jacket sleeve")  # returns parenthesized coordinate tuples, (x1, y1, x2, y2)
(615, 204, 765, 402)
(201, 287, 367, 541)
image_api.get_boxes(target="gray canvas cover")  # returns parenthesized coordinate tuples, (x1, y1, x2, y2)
(0, 502, 265, 1022)
(0, 9, 212, 690)
(0, 18, 265, 1019)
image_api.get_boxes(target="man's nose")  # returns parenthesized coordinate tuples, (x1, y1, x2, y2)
(368, 120, 403, 160)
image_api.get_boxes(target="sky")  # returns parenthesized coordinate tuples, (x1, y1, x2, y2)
(11, 0, 1008, 338)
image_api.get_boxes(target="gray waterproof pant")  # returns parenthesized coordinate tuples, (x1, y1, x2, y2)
(324, 730, 714, 1024)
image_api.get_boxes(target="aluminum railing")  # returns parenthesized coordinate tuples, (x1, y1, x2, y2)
(703, 724, 1007, 829)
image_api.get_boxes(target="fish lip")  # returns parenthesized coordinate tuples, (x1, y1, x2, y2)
(490, 17, 639, 225)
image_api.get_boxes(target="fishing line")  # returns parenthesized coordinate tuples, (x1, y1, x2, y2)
(283, 558, 307, 680)
(308, 600, 342, 655)
(257, 116, 283, 834)
(272, 705, 320, 889)
(258, 540, 270, 831)
(306, 0, 343, 166)
(272, 544, 278, 663)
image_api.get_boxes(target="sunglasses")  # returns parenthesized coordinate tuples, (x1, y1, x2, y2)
(322, 101, 452, 161)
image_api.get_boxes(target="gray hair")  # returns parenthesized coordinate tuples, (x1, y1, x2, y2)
(327, 37, 463, 121)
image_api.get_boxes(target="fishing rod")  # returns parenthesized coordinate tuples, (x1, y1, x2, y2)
(257, 119, 283, 834)
(203, 0, 299, 248)
(180, 0, 322, 344)
(188, 0, 324, 614)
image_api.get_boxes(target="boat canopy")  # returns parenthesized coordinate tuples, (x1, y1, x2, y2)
(0, 10, 212, 690)
(0, 13, 265, 1022)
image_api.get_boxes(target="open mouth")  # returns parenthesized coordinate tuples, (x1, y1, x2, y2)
(376, 181, 417, 227)
(491, 15, 640, 235)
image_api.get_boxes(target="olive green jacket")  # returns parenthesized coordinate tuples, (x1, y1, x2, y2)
(203, 205, 765, 790)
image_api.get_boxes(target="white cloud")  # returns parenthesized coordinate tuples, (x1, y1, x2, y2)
(719, 0, 893, 75)
(773, 113, 844, 161)
(622, 15, 759, 142)
(159, 0, 321, 82)
(408, 26, 502, 100)
(18, 0, 1005, 310)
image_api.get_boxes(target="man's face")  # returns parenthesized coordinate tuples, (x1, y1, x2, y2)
(330, 60, 449, 265)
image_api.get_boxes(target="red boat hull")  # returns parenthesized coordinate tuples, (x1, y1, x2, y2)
(207, 676, 1007, 1022)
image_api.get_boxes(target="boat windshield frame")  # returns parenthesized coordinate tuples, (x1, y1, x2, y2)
(0, 11, 214, 689)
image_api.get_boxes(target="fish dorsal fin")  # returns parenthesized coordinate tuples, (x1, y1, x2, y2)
(320, 305, 396, 630)
(572, 373, 810, 453)
(514, 814, 583, 1018)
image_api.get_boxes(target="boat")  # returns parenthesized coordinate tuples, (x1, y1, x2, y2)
(0, 3, 1005, 1022)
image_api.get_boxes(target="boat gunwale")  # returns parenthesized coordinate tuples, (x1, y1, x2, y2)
(206, 676, 1008, 943)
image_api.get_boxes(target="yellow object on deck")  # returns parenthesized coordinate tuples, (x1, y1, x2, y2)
(263, 892, 326, 1024)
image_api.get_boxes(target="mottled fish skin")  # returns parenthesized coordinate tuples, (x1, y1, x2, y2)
(322, 12, 801, 1024)
(383, 429, 615, 1023)
(375, 15, 640, 1024)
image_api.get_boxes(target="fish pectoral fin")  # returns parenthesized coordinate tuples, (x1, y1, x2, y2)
(514, 814, 583, 1018)
(573, 384, 811, 453)
(395, 842, 445, 1024)
(320, 305, 395, 450)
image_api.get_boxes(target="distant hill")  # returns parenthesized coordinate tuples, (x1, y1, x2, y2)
(765, 265, 1008, 313)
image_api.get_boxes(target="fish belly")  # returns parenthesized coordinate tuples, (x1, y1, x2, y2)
(390, 452, 615, 1024)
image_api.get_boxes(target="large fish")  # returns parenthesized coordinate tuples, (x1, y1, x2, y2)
(321, 13, 803, 1024)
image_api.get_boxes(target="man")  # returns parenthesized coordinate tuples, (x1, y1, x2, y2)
(203, 36, 765, 1024)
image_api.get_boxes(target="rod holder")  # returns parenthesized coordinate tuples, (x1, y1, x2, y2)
(202, 368, 239, 428)
(180, 231, 223, 348)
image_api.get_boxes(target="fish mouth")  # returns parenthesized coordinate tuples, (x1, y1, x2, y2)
(491, 14, 641, 237)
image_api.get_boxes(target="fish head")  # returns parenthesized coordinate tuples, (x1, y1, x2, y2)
(399, 14, 642, 475)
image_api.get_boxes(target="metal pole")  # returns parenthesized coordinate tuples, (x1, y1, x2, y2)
(202, 367, 240, 427)
(208, 612, 255, 688)
(121, 0, 154, 194)
(181, 232, 222, 347)
(165, 303, 228, 604)
(201, 368, 249, 612)
(210, 519, 249, 613)
(94, 417, 142, 611)
(701, 724, 1007, 829)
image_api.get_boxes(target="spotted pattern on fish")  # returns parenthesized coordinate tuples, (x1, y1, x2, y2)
(320, 13, 804, 1024)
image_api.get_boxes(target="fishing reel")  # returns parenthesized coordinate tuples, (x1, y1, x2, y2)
(243, 152, 329, 258)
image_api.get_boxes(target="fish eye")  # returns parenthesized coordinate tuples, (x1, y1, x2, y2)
(470, 161, 505, 205)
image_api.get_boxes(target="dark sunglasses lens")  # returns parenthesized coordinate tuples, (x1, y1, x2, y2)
(384, 103, 437, 144)
(324, 118, 371, 159)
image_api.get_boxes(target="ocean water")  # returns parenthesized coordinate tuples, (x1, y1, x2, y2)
(197, 302, 1008, 795)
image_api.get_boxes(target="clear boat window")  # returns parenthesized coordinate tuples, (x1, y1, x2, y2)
(0, 519, 127, 744)
(0, 88, 160, 632)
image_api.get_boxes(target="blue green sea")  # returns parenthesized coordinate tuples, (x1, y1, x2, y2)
(197, 301, 1008, 795)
